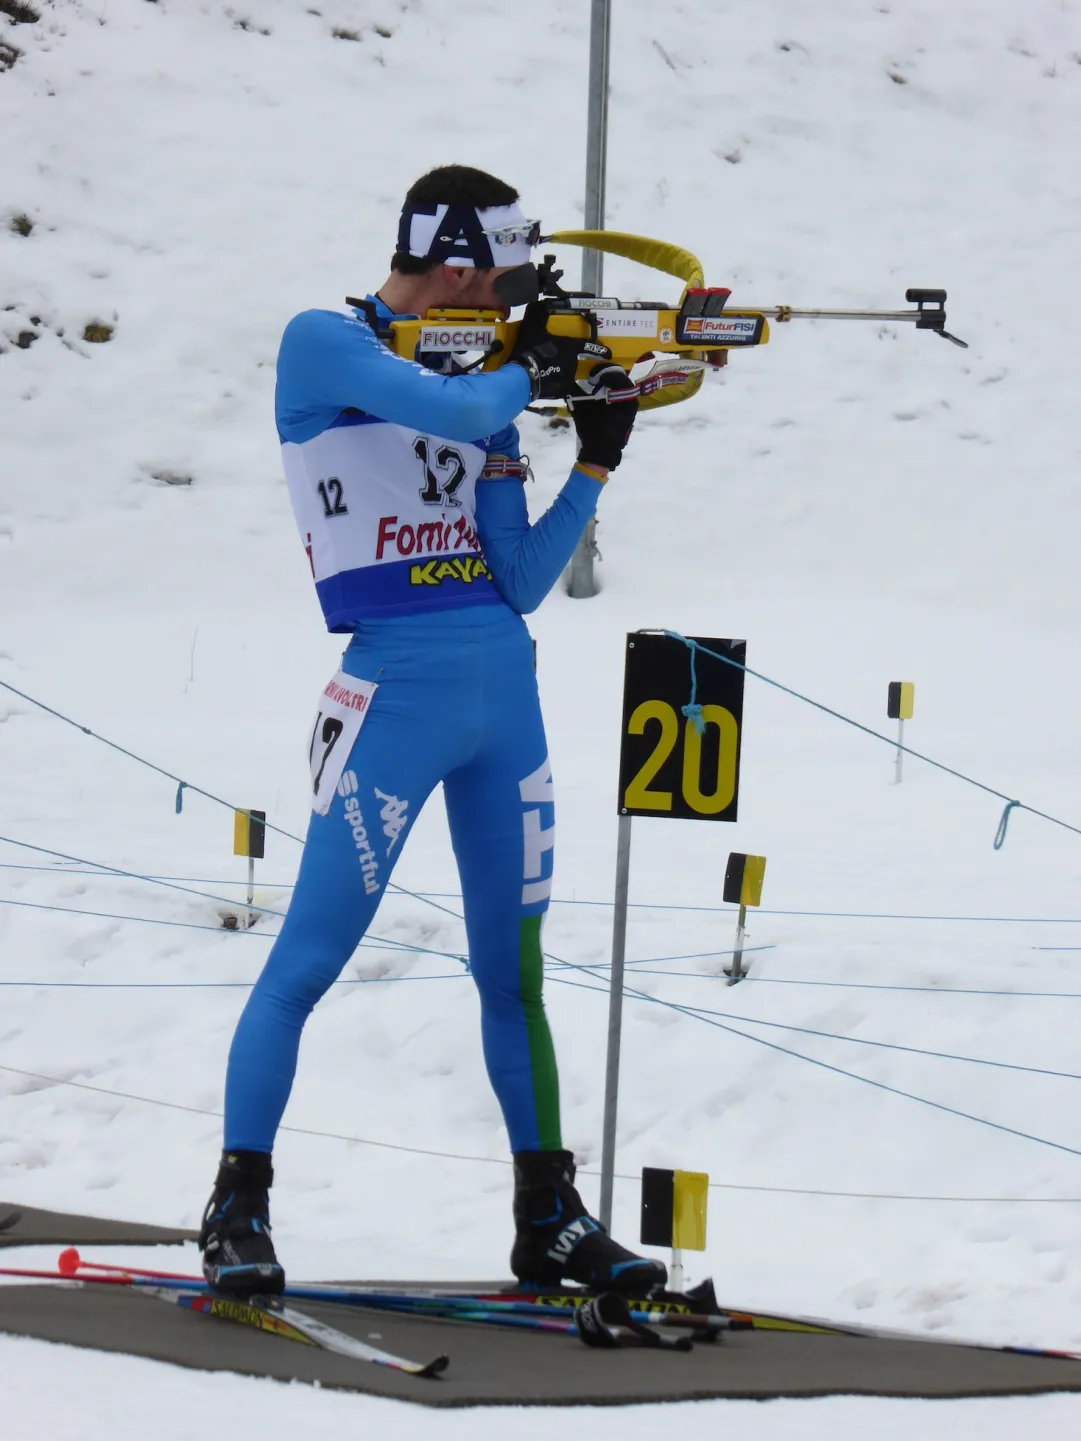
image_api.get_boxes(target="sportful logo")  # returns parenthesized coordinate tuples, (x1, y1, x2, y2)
(340, 789, 379, 895)
(374, 789, 409, 855)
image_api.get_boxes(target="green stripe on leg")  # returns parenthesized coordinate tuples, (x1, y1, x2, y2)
(519, 915, 562, 1150)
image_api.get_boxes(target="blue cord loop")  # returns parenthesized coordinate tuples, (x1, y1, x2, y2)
(994, 800, 1020, 851)
(175, 780, 187, 814)
(678, 636, 706, 734)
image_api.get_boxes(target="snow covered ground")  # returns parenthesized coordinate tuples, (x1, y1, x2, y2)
(4, 0, 1081, 1434)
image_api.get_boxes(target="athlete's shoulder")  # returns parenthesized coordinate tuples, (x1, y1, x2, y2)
(280, 307, 378, 355)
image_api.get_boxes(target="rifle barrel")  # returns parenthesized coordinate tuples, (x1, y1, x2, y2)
(758, 307, 926, 323)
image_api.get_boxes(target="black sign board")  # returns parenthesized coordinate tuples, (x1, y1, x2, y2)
(617, 632, 745, 822)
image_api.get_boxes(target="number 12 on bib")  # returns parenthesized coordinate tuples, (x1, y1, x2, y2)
(308, 671, 379, 815)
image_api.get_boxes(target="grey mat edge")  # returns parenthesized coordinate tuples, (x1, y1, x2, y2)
(0, 1202, 197, 1248)
(4, 1285, 1081, 1408)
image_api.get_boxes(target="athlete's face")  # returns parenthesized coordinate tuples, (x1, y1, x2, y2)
(440, 264, 518, 316)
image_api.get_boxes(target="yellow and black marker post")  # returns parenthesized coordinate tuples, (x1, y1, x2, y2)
(887, 682, 915, 785)
(722, 852, 766, 985)
(232, 808, 266, 929)
(640, 1166, 709, 1294)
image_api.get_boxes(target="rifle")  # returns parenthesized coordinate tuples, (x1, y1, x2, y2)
(371, 230, 967, 413)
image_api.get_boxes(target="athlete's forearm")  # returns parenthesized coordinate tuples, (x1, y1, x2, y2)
(276, 309, 531, 445)
(475, 464, 605, 615)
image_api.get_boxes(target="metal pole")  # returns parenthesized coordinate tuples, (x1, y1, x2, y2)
(581, 0, 610, 295)
(246, 855, 255, 929)
(567, 0, 610, 601)
(724, 902, 748, 985)
(598, 811, 631, 1231)
(894, 718, 904, 785)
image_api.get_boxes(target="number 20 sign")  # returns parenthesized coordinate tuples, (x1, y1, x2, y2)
(617, 632, 746, 822)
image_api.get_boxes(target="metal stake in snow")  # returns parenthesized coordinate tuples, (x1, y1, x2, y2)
(887, 682, 915, 785)
(567, 0, 611, 602)
(722, 853, 766, 985)
(230, 807, 266, 929)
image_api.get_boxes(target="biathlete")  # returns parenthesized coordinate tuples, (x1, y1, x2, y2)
(199, 165, 666, 1298)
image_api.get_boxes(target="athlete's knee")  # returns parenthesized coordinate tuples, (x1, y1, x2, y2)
(255, 937, 351, 1019)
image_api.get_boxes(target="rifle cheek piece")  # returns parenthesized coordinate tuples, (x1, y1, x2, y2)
(495, 263, 541, 309)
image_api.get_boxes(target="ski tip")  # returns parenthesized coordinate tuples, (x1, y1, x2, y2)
(419, 1353, 450, 1378)
(0, 1209, 24, 1235)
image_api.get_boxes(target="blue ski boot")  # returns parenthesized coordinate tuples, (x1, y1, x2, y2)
(510, 1149, 667, 1294)
(199, 1150, 285, 1297)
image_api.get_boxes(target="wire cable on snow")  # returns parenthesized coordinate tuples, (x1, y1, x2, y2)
(664, 632, 1081, 850)
(0, 680, 459, 921)
(9, 861, 1081, 928)
(1, 1059, 1079, 1203)
(549, 971, 1081, 1162)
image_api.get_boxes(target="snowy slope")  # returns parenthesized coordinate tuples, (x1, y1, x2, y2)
(4, 0, 1081, 1433)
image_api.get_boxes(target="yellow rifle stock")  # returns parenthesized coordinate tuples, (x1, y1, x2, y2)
(382, 229, 963, 413)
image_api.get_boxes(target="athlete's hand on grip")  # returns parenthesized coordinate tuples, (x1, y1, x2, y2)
(509, 303, 590, 401)
(573, 364, 638, 472)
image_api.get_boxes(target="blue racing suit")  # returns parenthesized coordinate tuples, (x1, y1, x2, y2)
(223, 297, 604, 1155)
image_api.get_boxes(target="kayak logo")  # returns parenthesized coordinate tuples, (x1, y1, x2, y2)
(375, 788, 409, 855)
(341, 796, 379, 895)
(337, 770, 358, 797)
(409, 556, 492, 587)
(545, 1216, 600, 1265)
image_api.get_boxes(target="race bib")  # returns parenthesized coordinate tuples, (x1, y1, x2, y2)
(308, 670, 378, 815)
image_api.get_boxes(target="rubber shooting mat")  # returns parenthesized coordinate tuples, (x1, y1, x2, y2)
(0, 1202, 197, 1249)
(3, 1284, 1081, 1406)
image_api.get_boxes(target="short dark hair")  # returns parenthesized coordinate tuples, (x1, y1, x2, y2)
(391, 164, 519, 273)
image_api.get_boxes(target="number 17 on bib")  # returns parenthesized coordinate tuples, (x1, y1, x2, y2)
(309, 671, 379, 815)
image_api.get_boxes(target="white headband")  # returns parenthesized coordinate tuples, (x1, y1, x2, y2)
(402, 202, 535, 268)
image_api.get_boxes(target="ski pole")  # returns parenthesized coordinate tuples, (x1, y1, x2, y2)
(58, 1248, 196, 1283)
(48, 1257, 726, 1338)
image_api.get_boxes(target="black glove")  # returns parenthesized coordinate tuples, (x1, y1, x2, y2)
(509, 303, 598, 401)
(573, 364, 638, 471)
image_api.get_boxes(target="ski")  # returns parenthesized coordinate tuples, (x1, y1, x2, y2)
(0, 1267, 448, 1377)
(0, 1209, 23, 1236)
(292, 1279, 1081, 1362)
(154, 1289, 449, 1376)
(31, 1256, 1081, 1365)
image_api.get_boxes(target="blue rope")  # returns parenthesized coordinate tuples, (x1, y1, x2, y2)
(662, 631, 1081, 850)
(673, 1000, 1081, 1083)
(0, 973, 469, 990)
(0, 888, 469, 965)
(7, 862, 1081, 927)
(0, 832, 287, 917)
(681, 641, 705, 735)
(352, 888, 1081, 926)
(550, 972, 1081, 1161)
(0, 679, 463, 923)
(633, 971, 1081, 1000)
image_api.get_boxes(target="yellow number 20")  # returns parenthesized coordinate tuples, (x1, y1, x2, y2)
(624, 700, 738, 816)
